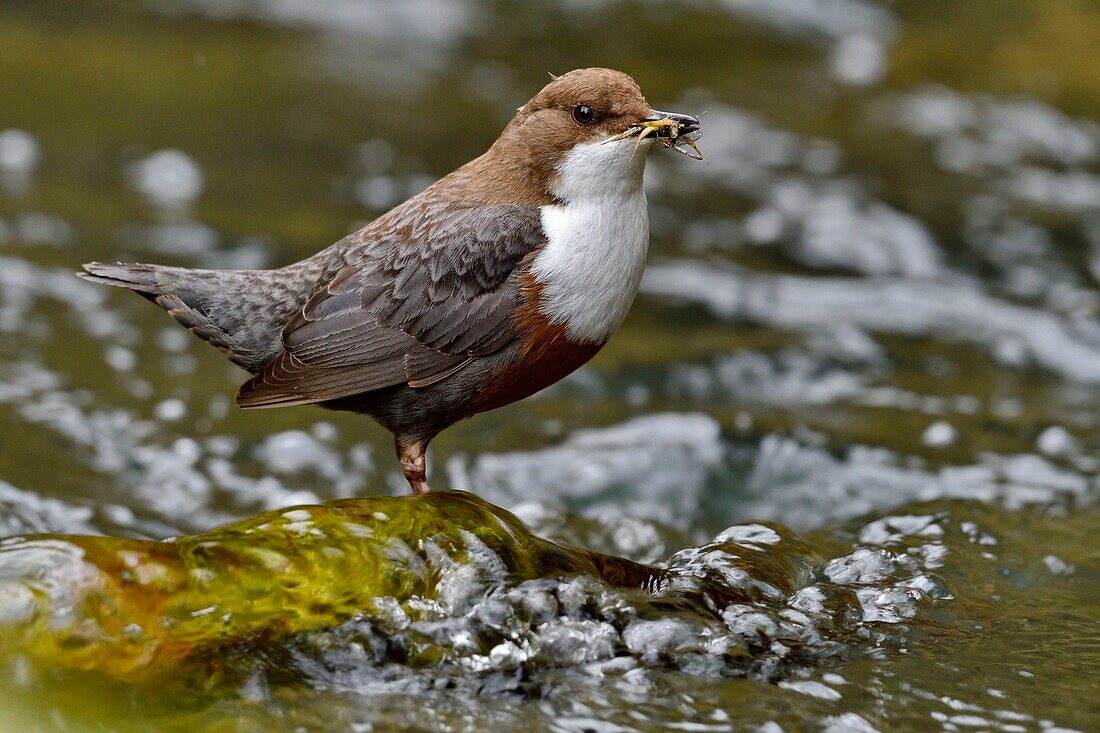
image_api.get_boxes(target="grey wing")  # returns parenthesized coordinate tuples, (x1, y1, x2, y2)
(236, 203, 544, 408)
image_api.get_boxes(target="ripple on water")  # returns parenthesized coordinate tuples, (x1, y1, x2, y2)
(739, 434, 1097, 529)
(642, 261, 1100, 383)
(447, 413, 726, 525)
(0, 481, 96, 536)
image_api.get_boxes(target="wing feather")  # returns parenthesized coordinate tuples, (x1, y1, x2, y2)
(237, 203, 544, 408)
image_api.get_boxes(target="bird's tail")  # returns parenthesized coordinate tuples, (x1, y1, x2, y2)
(79, 262, 312, 374)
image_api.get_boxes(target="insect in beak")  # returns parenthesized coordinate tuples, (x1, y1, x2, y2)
(607, 111, 706, 162)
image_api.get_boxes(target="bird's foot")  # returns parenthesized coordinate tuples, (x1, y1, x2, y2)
(396, 438, 431, 495)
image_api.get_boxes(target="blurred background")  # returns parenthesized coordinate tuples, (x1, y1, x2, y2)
(0, 0, 1097, 730)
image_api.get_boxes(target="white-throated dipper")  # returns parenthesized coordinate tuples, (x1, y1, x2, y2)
(80, 68, 702, 494)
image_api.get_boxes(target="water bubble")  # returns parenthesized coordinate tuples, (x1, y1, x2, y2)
(15, 213, 74, 246)
(744, 207, 785, 244)
(0, 130, 40, 174)
(830, 34, 886, 86)
(129, 149, 204, 210)
(1041, 555, 1074, 576)
(1036, 426, 1076, 457)
(104, 346, 137, 372)
(355, 175, 402, 210)
(822, 713, 880, 730)
(922, 421, 958, 448)
(356, 138, 396, 172)
(155, 398, 187, 422)
(778, 679, 843, 700)
(0, 130, 41, 191)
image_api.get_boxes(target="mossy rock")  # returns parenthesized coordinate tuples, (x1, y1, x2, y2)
(0, 491, 662, 680)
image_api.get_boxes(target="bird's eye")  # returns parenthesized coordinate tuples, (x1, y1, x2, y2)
(572, 104, 595, 125)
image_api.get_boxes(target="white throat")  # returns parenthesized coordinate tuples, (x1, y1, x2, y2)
(531, 137, 652, 344)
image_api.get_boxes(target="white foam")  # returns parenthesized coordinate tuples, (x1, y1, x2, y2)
(447, 413, 725, 524)
(642, 261, 1100, 383)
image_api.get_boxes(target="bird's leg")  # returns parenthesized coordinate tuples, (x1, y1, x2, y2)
(396, 437, 431, 495)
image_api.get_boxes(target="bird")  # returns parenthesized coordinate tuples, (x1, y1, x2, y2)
(79, 68, 701, 495)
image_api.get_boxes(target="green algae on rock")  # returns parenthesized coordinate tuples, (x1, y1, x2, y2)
(0, 489, 979, 732)
(0, 486, 968, 718)
(0, 491, 659, 679)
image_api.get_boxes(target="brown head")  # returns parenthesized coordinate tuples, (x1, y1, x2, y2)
(457, 68, 700, 205)
(513, 68, 654, 143)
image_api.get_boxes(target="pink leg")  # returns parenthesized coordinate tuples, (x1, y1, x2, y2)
(396, 437, 431, 495)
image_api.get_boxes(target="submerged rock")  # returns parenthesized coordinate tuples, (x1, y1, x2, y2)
(0, 491, 636, 679)
(0, 490, 953, 691)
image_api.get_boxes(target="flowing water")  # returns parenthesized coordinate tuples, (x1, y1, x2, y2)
(0, 1, 1098, 730)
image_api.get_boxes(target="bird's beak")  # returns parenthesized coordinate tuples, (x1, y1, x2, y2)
(643, 110, 701, 137)
(607, 108, 705, 161)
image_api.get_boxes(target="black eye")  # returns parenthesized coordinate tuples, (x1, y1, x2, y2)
(572, 104, 595, 125)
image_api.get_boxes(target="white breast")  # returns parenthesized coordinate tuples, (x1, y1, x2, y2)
(531, 137, 653, 344)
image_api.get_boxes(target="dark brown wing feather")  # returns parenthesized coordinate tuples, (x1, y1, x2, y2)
(237, 202, 544, 408)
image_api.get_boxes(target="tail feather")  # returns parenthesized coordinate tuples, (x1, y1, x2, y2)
(78, 263, 162, 295)
(78, 261, 311, 374)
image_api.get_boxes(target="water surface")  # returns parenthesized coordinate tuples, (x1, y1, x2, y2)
(0, 1, 1097, 730)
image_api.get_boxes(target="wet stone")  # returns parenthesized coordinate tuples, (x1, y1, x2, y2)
(622, 618, 710, 659)
(534, 619, 618, 665)
(825, 548, 898, 584)
(0, 490, 959, 691)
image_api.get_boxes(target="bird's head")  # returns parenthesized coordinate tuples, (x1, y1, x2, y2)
(486, 68, 701, 203)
